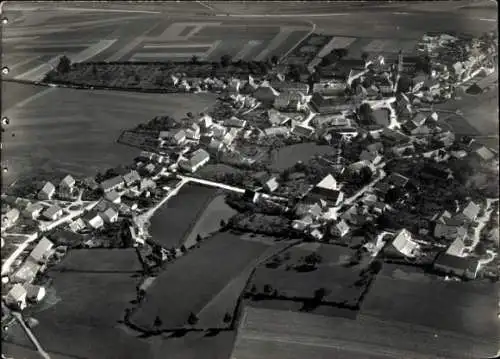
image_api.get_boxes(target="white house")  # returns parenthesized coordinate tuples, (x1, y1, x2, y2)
(179, 149, 210, 173)
(29, 237, 54, 263)
(41, 205, 63, 221)
(2, 208, 20, 229)
(83, 211, 104, 229)
(38, 182, 56, 200)
(24, 284, 46, 303)
(58, 174, 76, 198)
(5, 284, 27, 310)
(387, 229, 419, 257)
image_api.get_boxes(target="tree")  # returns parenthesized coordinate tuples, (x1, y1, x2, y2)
(154, 316, 162, 327)
(304, 253, 322, 266)
(56, 55, 71, 74)
(191, 55, 199, 64)
(180, 245, 187, 254)
(271, 55, 279, 65)
(223, 312, 232, 323)
(361, 52, 369, 62)
(474, 241, 487, 256)
(195, 234, 202, 243)
(220, 54, 232, 67)
(220, 219, 226, 228)
(359, 166, 373, 185)
(313, 287, 327, 302)
(263, 284, 272, 294)
(187, 312, 199, 325)
(250, 284, 257, 294)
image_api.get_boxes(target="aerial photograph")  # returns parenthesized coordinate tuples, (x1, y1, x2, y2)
(0, 1, 498, 358)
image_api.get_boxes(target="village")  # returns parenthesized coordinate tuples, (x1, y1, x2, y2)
(1, 30, 499, 332)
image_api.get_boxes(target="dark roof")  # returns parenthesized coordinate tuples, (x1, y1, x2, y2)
(434, 253, 479, 271)
(387, 173, 409, 187)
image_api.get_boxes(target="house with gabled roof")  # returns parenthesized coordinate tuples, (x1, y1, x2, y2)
(473, 145, 495, 162)
(38, 181, 56, 200)
(267, 109, 292, 127)
(292, 124, 315, 138)
(29, 237, 54, 263)
(2, 208, 20, 229)
(385, 229, 420, 258)
(330, 219, 350, 238)
(42, 205, 63, 221)
(11, 260, 41, 284)
(59, 174, 76, 194)
(104, 190, 121, 204)
(23, 202, 44, 220)
(434, 253, 480, 279)
(179, 149, 210, 173)
(122, 170, 141, 187)
(5, 284, 27, 310)
(100, 207, 119, 224)
(83, 211, 104, 230)
(457, 201, 481, 222)
(100, 176, 125, 193)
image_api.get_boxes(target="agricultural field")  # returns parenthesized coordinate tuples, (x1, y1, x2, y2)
(248, 243, 371, 308)
(11, 269, 149, 359)
(360, 264, 500, 348)
(148, 183, 220, 249)
(129, 232, 271, 331)
(1, 82, 217, 189)
(183, 194, 238, 249)
(231, 304, 496, 359)
(50, 248, 143, 273)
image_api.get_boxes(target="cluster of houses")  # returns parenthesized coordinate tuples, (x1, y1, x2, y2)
(4, 237, 54, 311)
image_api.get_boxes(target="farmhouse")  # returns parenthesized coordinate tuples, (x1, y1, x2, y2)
(100, 207, 119, 224)
(29, 237, 54, 263)
(291, 124, 315, 138)
(386, 229, 419, 257)
(179, 149, 210, 173)
(25, 284, 46, 303)
(473, 145, 495, 162)
(224, 116, 247, 128)
(312, 81, 346, 96)
(23, 202, 44, 220)
(58, 174, 76, 198)
(434, 220, 467, 240)
(270, 81, 309, 94)
(38, 181, 56, 200)
(433, 253, 480, 279)
(2, 208, 20, 229)
(263, 177, 279, 193)
(104, 190, 121, 204)
(5, 284, 27, 310)
(456, 201, 481, 222)
(42, 205, 63, 221)
(264, 126, 289, 137)
(310, 93, 353, 114)
(83, 211, 104, 230)
(331, 219, 350, 237)
(100, 176, 125, 193)
(273, 92, 303, 112)
(122, 170, 141, 187)
(11, 260, 40, 284)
